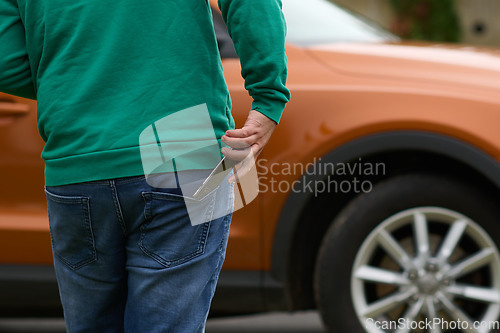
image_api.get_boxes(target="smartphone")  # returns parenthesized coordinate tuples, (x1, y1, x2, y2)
(192, 156, 238, 200)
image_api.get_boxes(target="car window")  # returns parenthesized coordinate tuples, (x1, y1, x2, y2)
(212, 10, 238, 59)
(212, 0, 399, 58)
(282, 0, 398, 46)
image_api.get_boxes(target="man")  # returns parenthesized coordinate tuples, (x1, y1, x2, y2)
(0, 0, 290, 331)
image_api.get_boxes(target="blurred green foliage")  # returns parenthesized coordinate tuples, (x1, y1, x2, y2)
(390, 0, 461, 42)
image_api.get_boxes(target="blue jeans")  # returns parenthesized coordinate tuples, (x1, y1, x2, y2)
(45, 171, 234, 333)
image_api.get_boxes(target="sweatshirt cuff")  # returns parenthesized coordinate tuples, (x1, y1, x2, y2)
(251, 98, 287, 125)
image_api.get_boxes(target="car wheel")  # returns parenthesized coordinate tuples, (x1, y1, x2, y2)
(315, 174, 500, 333)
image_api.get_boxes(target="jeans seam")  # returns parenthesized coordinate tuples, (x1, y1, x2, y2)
(198, 222, 211, 254)
(109, 180, 128, 236)
(217, 214, 231, 254)
(203, 192, 217, 224)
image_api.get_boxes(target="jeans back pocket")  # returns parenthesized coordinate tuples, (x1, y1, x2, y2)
(140, 189, 217, 268)
(45, 189, 97, 270)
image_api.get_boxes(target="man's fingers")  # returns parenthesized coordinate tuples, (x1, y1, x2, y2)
(221, 146, 251, 161)
(221, 134, 256, 150)
(225, 127, 255, 138)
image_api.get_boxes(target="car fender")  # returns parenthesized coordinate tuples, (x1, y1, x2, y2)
(270, 130, 500, 283)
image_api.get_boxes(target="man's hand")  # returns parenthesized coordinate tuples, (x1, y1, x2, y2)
(221, 110, 277, 183)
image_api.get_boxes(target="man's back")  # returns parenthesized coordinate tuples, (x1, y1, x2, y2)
(1, 0, 289, 186)
(16, 0, 232, 185)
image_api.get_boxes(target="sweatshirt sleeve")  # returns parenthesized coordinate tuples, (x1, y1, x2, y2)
(0, 0, 36, 99)
(218, 0, 290, 124)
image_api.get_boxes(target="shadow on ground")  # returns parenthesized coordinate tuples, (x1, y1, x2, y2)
(0, 311, 325, 333)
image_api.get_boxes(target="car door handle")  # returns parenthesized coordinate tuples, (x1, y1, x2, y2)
(0, 102, 30, 124)
(0, 102, 30, 116)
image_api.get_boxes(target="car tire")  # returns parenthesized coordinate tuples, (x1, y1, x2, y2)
(315, 174, 500, 333)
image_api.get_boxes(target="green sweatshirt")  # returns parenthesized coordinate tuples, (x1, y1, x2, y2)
(0, 0, 290, 186)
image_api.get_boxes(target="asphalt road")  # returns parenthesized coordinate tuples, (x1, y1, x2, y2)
(0, 311, 325, 333)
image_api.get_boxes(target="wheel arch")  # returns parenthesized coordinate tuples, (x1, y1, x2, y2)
(269, 130, 500, 310)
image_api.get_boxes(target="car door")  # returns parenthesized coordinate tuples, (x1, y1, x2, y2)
(0, 93, 51, 266)
(211, 7, 264, 272)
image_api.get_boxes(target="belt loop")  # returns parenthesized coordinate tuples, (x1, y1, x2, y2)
(172, 159, 181, 190)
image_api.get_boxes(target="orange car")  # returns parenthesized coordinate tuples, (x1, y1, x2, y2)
(2, 0, 500, 331)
